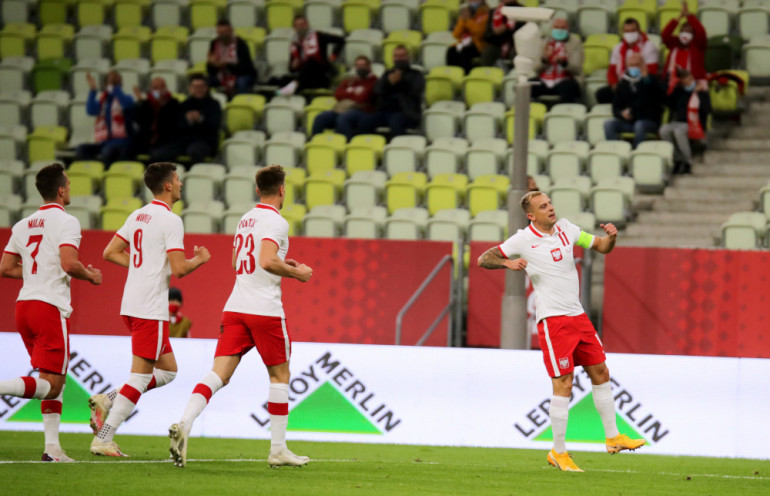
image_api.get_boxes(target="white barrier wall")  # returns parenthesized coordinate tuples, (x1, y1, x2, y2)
(1, 333, 768, 459)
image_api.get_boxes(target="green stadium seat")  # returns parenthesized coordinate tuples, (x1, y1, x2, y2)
(225, 94, 266, 134)
(39, 0, 69, 26)
(266, 0, 297, 31)
(382, 30, 422, 68)
(114, 0, 147, 29)
(113, 26, 152, 62)
(420, 0, 452, 35)
(344, 134, 386, 176)
(342, 1, 377, 33)
(76, 0, 107, 28)
(101, 197, 143, 231)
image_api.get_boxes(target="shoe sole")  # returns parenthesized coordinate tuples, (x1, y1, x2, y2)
(88, 397, 108, 436)
(90, 449, 126, 457)
(606, 444, 645, 454)
(168, 424, 186, 468)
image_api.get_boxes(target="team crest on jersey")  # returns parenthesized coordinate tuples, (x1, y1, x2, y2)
(551, 248, 563, 262)
(559, 357, 569, 369)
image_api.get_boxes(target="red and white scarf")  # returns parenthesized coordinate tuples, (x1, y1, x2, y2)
(687, 91, 705, 140)
(492, 5, 516, 58)
(539, 39, 569, 87)
(615, 32, 649, 80)
(212, 37, 238, 91)
(291, 31, 322, 65)
(93, 92, 126, 143)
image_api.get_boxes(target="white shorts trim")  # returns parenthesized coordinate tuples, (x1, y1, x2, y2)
(155, 320, 163, 360)
(543, 319, 559, 376)
(280, 318, 290, 362)
(59, 312, 68, 375)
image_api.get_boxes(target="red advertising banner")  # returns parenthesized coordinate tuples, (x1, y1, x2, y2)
(603, 247, 770, 358)
(0, 228, 452, 346)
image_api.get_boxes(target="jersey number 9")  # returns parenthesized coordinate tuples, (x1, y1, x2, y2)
(133, 229, 143, 268)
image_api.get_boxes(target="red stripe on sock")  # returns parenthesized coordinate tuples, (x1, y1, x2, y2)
(146, 376, 157, 391)
(119, 384, 142, 404)
(21, 376, 37, 398)
(41, 400, 62, 415)
(267, 402, 288, 416)
(192, 384, 212, 403)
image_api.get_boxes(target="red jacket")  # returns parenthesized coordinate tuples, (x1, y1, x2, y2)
(334, 74, 377, 112)
(661, 14, 707, 80)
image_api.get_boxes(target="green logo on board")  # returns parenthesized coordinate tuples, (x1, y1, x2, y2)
(8, 374, 91, 424)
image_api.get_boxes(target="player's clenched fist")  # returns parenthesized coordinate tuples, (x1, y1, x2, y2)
(505, 258, 528, 271)
(600, 223, 617, 240)
(295, 263, 313, 282)
(87, 265, 103, 285)
(194, 245, 211, 263)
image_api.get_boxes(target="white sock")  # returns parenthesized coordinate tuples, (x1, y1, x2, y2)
(42, 388, 64, 447)
(146, 369, 177, 392)
(98, 372, 152, 442)
(279, 80, 298, 96)
(550, 395, 570, 454)
(592, 381, 620, 438)
(268, 383, 289, 453)
(180, 371, 224, 429)
(0, 376, 51, 399)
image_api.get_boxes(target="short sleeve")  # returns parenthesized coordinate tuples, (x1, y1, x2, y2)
(59, 215, 82, 250)
(115, 216, 131, 244)
(262, 217, 288, 249)
(498, 231, 524, 259)
(562, 219, 595, 249)
(3, 226, 21, 255)
(164, 215, 185, 253)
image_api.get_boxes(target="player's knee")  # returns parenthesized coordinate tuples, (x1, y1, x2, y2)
(45, 383, 62, 399)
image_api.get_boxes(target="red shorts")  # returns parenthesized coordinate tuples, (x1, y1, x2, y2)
(537, 314, 606, 378)
(122, 316, 172, 361)
(16, 301, 70, 375)
(216, 312, 291, 366)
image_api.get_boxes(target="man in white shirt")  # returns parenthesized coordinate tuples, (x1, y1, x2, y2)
(0, 163, 102, 462)
(477, 191, 644, 472)
(90, 162, 210, 457)
(168, 164, 313, 468)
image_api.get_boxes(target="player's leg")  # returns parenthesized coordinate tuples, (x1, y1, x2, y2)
(38, 370, 73, 462)
(147, 351, 178, 392)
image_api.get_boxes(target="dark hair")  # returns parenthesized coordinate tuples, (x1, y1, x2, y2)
(256, 165, 286, 197)
(36, 163, 67, 201)
(393, 44, 409, 53)
(623, 18, 640, 30)
(216, 19, 231, 27)
(188, 73, 207, 85)
(354, 55, 371, 64)
(675, 67, 692, 79)
(169, 287, 183, 302)
(293, 14, 307, 23)
(144, 162, 177, 194)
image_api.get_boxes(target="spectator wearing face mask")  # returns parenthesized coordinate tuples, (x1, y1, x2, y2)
(530, 17, 583, 104)
(311, 56, 378, 140)
(132, 77, 182, 159)
(446, 1, 490, 74)
(168, 287, 192, 338)
(481, 0, 524, 68)
(661, 2, 707, 94)
(603, 52, 664, 147)
(77, 70, 134, 166)
(660, 68, 711, 175)
(360, 45, 425, 137)
(596, 18, 659, 104)
(206, 19, 257, 98)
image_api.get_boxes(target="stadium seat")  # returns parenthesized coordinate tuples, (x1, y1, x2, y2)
(463, 67, 504, 107)
(264, 30, 292, 77)
(635, 140, 674, 170)
(744, 38, 770, 79)
(629, 151, 666, 193)
(384, 206, 429, 239)
(37, 24, 74, 60)
(546, 141, 589, 181)
(0, 23, 33, 59)
(2, 1, 31, 25)
(383, 136, 427, 176)
(74, 25, 112, 61)
(344, 134, 386, 176)
(344, 28, 383, 67)
(466, 138, 507, 180)
(425, 65, 465, 107)
(0, 124, 27, 160)
(467, 175, 509, 217)
(33, 58, 72, 93)
(0, 90, 29, 128)
(264, 131, 305, 168)
(228, 0, 262, 29)
(421, 31, 455, 71)
(183, 164, 226, 203)
(342, 0, 377, 34)
(0, 57, 34, 94)
(265, 0, 296, 31)
(225, 94, 266, 134)
(305, 169, 345, 210)
(385, 173, 427, 214)
(152, 0, 187, 29)
(70, 58, 111, 98)
(582, 33, 619, 76)
(590, 176, 634, 226)
(282, 165, 306, 197)
(426, 208, 470, 242)
(426, 174, 467, 215)
(305, 133, 347, 174)
(304, 95, 336, 137)
(27, 126, 67, 162)
(264, 95, 304, 136)
(222, 133, 264, 169)
(183, 200, 226, 233)
(112, 26, 152, 62)
(698, 6, 731, 38)
(425, 137, 468, 179)
(0, 160, 24, 196)
(30, 90, 67, 129)
(382, 30, 423, 68)
(469, 209, 507, 242)
(419, 0, 452, 35)
(423, 100, 465, 142)
(345, 170, 388, 210)
(738, 6, 770, 41)
(549, 176, 592, 218)
(344, 206, 388, 239)
(576, 1, 612, 38)
(101, 197, 143, 231)
(721, 212, 766, 249)
(463, 102, 505, 143)
(381, 0, 414, 33)
(303, 204, 347, 237)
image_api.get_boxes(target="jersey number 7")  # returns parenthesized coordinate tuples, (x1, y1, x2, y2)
(26, 234, 43, 274)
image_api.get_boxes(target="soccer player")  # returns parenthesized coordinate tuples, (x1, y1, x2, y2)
(168, 164, 313, 468)
(0, 163, 103, 462)
(89, 162, 210, 457)
(477, 191, 645, 472)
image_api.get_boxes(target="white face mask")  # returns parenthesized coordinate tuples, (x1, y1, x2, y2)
(623, 31, 639, 44)
(105, 84, 114, 93)
(679, 32, 693, 44)
(151, 90, 162, 100)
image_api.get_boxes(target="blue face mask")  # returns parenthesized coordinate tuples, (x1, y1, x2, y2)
(551, 29, 569, 41)
(627, 67, 641, 78)
(684, 82, 696, 92)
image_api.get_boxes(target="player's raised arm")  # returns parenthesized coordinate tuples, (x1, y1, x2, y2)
(168, 245, 211, 279)
(258, 240, 312, 282)
(477, 246, 528, 271)
(61, 246, 102, 285)
(591, 223, 618, 254)
(103, 234, 131, 267)
(0, 252, 23, 279)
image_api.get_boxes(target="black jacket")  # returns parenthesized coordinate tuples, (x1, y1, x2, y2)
(667, 86, 711, 129)
(374, 66, 425, 122)
(206, 37, 257, 78)
(179, 96, 222, 149)
(134, 97, 182, 152)
(612, 74, 664, 124)
(483, 2, 525, 47)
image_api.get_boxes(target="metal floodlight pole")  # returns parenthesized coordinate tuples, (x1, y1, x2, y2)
(500, 80, 531, 350)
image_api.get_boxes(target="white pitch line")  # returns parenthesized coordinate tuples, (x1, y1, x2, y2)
(0, 458, 439, 465)
(542, 467, 770, 481)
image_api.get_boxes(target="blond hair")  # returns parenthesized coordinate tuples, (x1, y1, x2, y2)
(520, 191, 545, 213)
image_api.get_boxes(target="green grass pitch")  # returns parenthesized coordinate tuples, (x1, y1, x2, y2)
(1, 432, 768, 496)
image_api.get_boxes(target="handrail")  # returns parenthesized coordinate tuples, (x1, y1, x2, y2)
(395, 254, 454, 346)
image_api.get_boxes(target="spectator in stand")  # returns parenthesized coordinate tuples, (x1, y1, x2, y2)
(150, 74, 222, 165)
(132, 77, 181, 159)
(527, 175, 539, 192)
(168, 287, 192, 338)
(277, 15, 345, 96)
(661, 68, 711, 175)
(206, 19, 257, 98)
(530, 17, 583, 104)
(446, 1, 490, 74)
(661, 2, 707, 94)
(76, 71, 134, 166)
(603, 53, 664, 147)
(481, 0, 524, 68)
(311, 56, 378, 140)
(596, 18, 659, 104)
(360, 45, 425, 138)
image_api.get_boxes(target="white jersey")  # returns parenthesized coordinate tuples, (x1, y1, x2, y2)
(498, 219, 595, 323)
(3, 204, 82, 318)
(224, 204, 289, 318)
(116, 200, 185, 321)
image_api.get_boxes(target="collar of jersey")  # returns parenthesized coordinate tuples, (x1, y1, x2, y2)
(39, 203, 64, 211)
(151, 200, 172, 211)
(528, 222, 562, 238)
(255, 203, 280, 214)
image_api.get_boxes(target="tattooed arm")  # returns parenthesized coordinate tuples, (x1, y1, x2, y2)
(477, 247, 528, 271)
